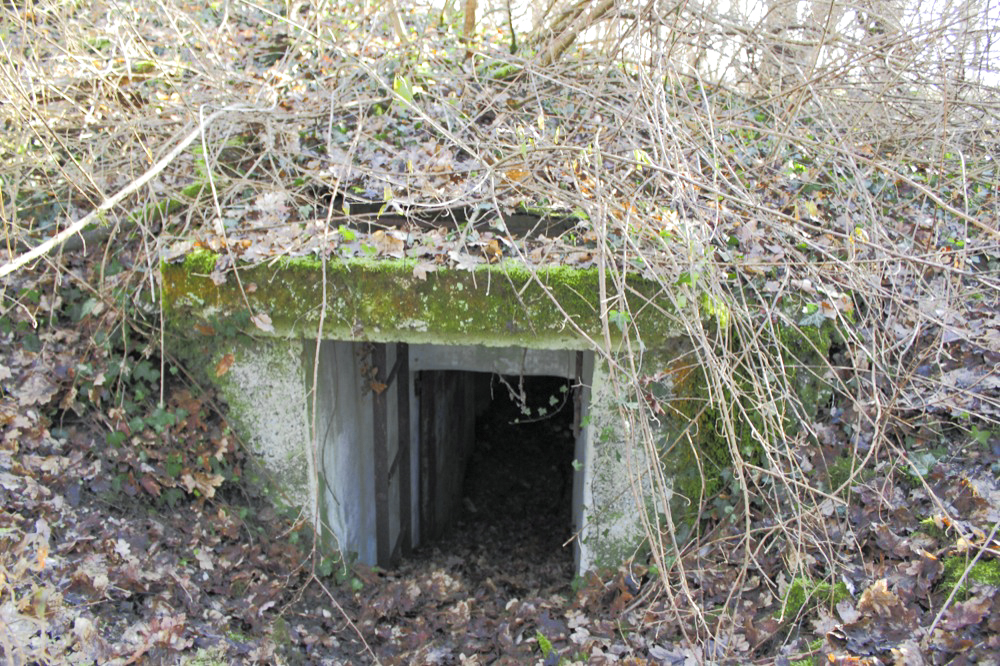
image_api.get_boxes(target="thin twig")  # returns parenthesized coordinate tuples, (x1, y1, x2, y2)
(1, 103, 273, 279)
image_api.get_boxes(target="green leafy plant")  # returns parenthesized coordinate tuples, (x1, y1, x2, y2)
(535, 630, 553, 658)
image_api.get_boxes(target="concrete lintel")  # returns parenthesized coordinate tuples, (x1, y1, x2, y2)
(161, 253, 687, 349)
(409, 344, 580, 378)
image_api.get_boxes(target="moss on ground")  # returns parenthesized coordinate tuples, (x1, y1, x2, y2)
(917, 517, 949, 540)
(181, 647, 228, 666)
(781, 577, 851, 619)
(942, 556, 1000, 596)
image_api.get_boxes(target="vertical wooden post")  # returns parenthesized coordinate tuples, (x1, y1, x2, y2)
(419, 372, 438, 542)
(372, 343, 413, 567)
(372, 344, 390, 567)
(393, 342, 411, 562)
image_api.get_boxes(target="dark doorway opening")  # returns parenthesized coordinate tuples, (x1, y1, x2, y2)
(416, 373, 577, 591)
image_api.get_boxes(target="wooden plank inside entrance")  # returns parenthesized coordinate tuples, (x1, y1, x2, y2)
(418, 371, 437, 544)
(373, 343, 412, 568)
(392, 342, 411, 562)
(372, 344, 391, 567)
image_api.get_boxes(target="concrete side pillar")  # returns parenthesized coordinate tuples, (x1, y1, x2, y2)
(578, 357, 649, 570)
(217, 339, 314, 513)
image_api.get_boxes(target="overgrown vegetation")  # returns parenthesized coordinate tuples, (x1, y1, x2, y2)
(2, 0, 998, 663)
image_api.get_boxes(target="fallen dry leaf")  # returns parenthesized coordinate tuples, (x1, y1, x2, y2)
(858, 578, 899, 617)
(503, 168, 530, 183)
(181, 472, 225, 499)
(940, 596, 991, 631)
(483, 239, 502, 262)
(214, 353, 235, 377)
(18, 373, 59, 407)
(413, 261, 437, 280)
(250, 313, 274, 333)
(372, 229, 406, 257)
(139, 475, 161, 497)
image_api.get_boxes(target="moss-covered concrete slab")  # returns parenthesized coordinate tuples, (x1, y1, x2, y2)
(161, 252, 685, 349)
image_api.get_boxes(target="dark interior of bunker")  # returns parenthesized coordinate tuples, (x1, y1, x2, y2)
(414, 373, 577, 590)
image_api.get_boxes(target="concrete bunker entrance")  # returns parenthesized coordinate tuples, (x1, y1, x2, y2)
(315, 342, 592, 574)
(419, 372, 578, 579)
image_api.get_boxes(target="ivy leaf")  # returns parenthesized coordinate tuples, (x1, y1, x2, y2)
(608, 309, 631, 332)
(393, 75, 414, 103)
(535, 630, 553, 657)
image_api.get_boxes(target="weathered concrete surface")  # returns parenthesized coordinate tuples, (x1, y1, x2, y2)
(160, 252, 685, 349)
(215, 339, 314, 512)
(580, 357, 652, 568)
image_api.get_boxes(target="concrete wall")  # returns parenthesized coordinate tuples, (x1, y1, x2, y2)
(216, 339, 314, 512)
(163, 254, 702, 572)
(578, 357, 652, 569)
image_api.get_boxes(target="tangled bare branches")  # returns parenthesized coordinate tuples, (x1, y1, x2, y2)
(2, 0, 997, 660)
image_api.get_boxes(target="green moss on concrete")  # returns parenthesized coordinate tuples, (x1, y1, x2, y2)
(655, 356, 733, 507)
(779, 319, 837, 423)
(646, 345, 761, 521)
(645, 301, 838, 523)
(183, 249, 219, 275)
(215, 341, 311, 504)
(699, 293, 730, 328)
(581, 508, 638, 570)
(162, 253, 686, 347)
(824, 453, 873, 494)
(302, 342, 338, 557)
